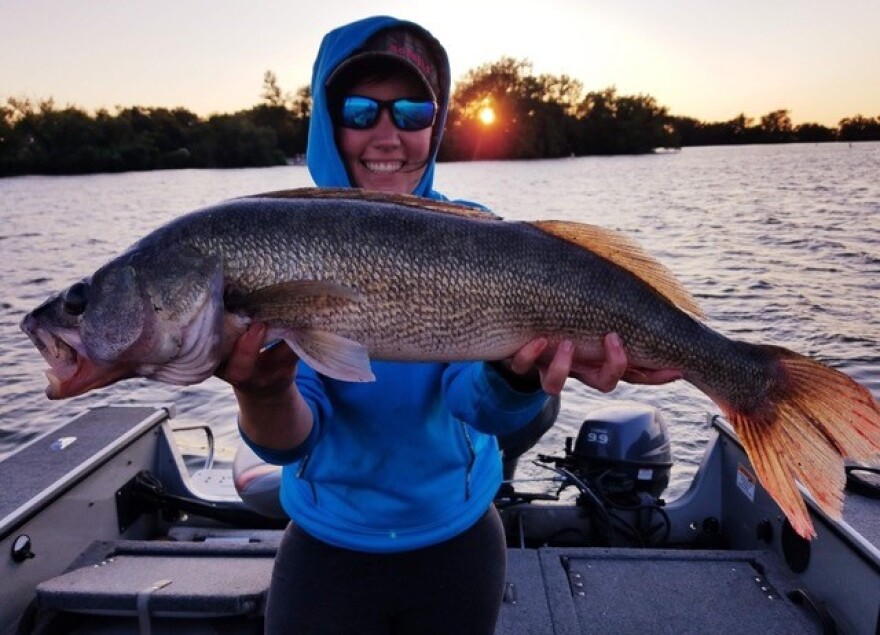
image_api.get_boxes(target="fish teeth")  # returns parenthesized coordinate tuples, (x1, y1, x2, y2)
(45, 370, 62, 394)
(50, 334, 74, 362)
(46, 335, 59, 359)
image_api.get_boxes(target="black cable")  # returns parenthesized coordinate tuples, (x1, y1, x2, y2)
(845, 465, 880, 499)
(594, 469, 672, 547)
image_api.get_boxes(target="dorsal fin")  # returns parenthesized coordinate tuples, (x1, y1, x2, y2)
(249, 187, 498, 221)
(530, 220, 705, 318)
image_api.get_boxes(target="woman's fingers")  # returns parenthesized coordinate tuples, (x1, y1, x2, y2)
(217, 324, 300, 395)
(217, 323, 267, 384)
(540, 340, 573, 395)
(507, 337, 549, 375)
(570, 333, 627, 393)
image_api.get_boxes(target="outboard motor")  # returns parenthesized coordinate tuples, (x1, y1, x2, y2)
(568, 402, 672, 504)
(502, 401, 676, 547)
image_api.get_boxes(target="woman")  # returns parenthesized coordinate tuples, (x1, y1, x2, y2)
(221, 16, 677, 634)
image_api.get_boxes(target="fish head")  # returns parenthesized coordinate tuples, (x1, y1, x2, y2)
(21, 246, 227, 399)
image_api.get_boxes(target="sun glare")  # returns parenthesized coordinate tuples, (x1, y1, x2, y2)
(478, 105, 496, 126)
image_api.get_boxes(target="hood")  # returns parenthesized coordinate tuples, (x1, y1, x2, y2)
(306, 16, 451, 199)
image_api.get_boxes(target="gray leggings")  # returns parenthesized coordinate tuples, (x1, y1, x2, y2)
(265, 506, 507, 634)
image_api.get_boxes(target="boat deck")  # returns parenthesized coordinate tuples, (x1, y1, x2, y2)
(2, 405, 879, 634)
(0, 405, 168, 534)
(30, 528, 823, 634)
(500, 547, 821, 634)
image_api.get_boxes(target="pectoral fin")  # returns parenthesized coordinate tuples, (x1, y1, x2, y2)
(235, 280, 373, 381)
(281, 329, 375, 382)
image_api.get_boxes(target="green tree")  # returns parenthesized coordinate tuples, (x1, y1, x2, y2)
(838, 115, 880, 141)
(759, 109, 794, 143)
(0, 100, 23, 173)
(794, 122, 836, 142)
(445, 57, 529, 160)
(261, 71, 286, 108)
(290, 85, 312, 119)
(250, 72, 311, 157)
(575, 87, 618, 154)
(6, 64, 878, 176)
(573, 88, 674, 154)
(444, 57, 584, 160)
(667, 116, 701, 146)
(191, 114, 284, 168)
(667, 113, 763, 146)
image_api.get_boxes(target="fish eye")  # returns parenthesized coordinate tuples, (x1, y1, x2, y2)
(62, 281, 89, 316)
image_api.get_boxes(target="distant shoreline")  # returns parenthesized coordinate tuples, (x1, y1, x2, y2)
(3, 86, 878, 177)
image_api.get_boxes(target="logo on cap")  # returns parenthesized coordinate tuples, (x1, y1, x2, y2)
(364, 29, 441, 100)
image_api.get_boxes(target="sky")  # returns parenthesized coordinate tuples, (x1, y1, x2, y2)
(2, 0, 879, 127)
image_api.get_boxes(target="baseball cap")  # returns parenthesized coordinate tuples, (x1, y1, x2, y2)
(327, 27, 442, 101)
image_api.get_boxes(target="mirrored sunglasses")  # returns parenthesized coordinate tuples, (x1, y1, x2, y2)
(339, 96, 437, 131)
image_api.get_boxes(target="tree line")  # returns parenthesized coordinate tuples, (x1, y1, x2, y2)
(2, 63, 878, 176)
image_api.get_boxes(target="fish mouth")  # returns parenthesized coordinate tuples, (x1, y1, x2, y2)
(25, 324, 79, 378)
(22, 321, 125, 399)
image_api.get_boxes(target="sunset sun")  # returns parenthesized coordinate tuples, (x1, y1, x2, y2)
(478, 105, 496, 125)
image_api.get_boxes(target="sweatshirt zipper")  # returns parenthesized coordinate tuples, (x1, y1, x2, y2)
(460, 421, 476, 501)
(297, 452, 318, 503)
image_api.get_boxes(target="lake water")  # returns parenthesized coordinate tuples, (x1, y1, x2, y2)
(1, 142, 878, 500)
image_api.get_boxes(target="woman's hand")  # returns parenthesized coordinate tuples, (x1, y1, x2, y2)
(216, 323, 299, 399)
(217, 323, 313, 452)
(503, 334, 682, 396)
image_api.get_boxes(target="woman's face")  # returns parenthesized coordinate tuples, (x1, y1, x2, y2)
(335, 72, 433, 194)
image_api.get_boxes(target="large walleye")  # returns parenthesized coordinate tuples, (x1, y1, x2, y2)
(21, 188, 880, 539)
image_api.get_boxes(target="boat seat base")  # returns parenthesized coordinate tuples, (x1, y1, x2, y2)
(34, 537, 278, 631)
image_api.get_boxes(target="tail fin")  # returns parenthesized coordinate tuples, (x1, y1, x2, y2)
(722, 348, 880, 539)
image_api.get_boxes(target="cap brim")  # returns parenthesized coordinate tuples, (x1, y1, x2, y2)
(326, 52, 437, 102)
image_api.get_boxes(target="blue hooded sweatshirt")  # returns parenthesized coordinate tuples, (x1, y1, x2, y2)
(241, 16, 548, 553)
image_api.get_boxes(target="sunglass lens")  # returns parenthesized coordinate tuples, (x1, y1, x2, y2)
(342, 96, 380, 129)
(392, 100, 436, 130)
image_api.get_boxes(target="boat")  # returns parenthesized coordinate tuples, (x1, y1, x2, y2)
(1, 400, 878, 634)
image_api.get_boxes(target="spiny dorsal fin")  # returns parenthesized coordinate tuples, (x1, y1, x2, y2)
(530, 220, 705, 319)
(250, 187, 498, 221)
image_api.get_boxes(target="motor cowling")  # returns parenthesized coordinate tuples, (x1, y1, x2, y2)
(570, 402, 673, 502)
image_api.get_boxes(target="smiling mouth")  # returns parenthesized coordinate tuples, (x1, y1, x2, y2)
(363, 160, 404, 174)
